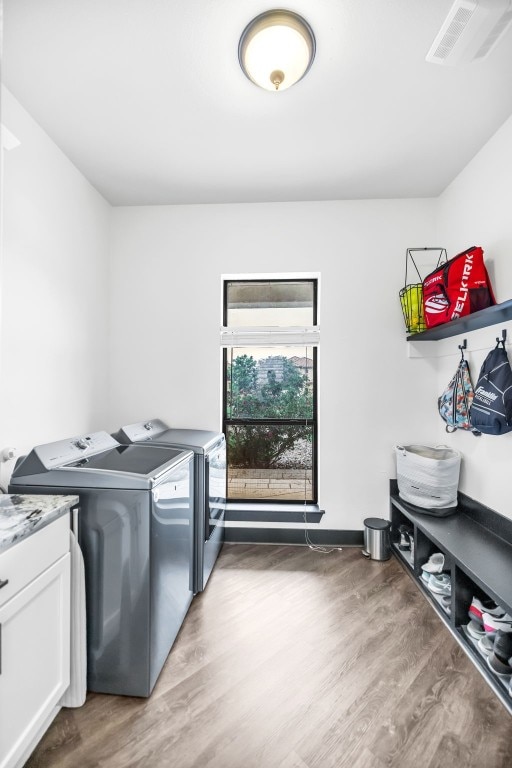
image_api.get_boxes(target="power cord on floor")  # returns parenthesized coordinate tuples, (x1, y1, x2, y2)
(303, 504, 342, 554)
(300, 372, 341, 553)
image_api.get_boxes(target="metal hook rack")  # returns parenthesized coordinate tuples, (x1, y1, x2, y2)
(458, 339, 467, 359)
(496, 329, 507, 345)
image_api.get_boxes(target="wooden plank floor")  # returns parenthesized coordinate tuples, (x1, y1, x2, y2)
(27, 545, 512, 768)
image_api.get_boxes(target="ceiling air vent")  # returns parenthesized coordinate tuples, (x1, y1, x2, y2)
(426, 0, 512, 65)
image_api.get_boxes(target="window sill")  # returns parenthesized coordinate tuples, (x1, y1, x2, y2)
(224, 503, 323, 524)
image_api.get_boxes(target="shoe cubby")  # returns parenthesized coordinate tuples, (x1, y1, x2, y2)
(415, 533, 453, 618)
(390, 480, 512, 715)
(454, 568, 512, 704)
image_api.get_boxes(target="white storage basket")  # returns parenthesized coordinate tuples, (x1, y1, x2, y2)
(395, 444, 461, 510)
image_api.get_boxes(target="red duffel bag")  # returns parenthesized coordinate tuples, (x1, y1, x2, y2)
(422, 246, 496, 329)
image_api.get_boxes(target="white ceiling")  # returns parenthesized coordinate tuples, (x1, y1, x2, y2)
(3, 0, 512, 206)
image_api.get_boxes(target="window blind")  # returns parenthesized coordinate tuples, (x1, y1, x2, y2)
(220, 326, 320, 347)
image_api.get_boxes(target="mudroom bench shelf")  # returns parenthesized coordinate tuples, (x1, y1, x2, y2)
(389, 480, 512, 715)
(406, 298, 512, 341)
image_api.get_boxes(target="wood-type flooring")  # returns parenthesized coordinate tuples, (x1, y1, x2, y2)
(26, 544, 512, 768)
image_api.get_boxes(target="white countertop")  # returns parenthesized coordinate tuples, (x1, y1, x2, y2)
(0, 494, 79, 552)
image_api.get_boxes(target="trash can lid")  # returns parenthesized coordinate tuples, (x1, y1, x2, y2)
(364, 517, 391, 530)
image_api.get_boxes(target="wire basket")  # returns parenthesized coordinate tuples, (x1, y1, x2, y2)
(400, 283, 426, 334)
(399, 248, 447, 335)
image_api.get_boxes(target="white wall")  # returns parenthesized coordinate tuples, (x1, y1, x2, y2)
(0, 87, 111, 487)
(434, 114, 512, 519)
(5, 87, 509, 528)
(109, 199, 438, 529)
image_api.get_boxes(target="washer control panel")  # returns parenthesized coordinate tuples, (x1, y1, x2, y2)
(35, 432, 120, 469)
(119, 419, 169, 442)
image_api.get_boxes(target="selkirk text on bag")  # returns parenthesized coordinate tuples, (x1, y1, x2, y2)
(422, 246, 495, 329)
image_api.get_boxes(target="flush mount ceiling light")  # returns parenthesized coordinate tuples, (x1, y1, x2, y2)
(238, 9, 316, 91)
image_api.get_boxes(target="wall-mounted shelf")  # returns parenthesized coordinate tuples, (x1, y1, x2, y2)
(407, 299, 512, 341)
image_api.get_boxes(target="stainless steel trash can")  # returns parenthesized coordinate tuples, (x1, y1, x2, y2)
(362, 517, 391, 560)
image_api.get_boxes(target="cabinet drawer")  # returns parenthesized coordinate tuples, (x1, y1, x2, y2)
(0, 514, 69, 609)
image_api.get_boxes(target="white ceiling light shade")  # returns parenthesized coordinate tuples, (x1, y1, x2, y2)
(239, 9, 316, 91)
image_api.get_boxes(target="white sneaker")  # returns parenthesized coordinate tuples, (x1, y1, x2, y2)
(478, 635, 494, 655)
(482, 613, 512, 636)
(467, 620, 486, 640)
(421, 553, 445, 574)
(468, 596, 505, 626)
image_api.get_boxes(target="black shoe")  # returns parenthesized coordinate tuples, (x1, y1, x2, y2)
(398, 525, 412, 551)
(489, 630, 512, 675)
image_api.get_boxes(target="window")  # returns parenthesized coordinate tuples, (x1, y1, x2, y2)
(221, 276, 319, 503)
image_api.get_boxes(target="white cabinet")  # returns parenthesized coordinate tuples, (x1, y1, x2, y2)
(0, 515, 70, 768)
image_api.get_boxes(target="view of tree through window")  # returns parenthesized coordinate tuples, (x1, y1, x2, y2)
(223, 279, 317, 502)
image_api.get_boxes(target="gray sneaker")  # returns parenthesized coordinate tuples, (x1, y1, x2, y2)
(428, 572, 451, 595)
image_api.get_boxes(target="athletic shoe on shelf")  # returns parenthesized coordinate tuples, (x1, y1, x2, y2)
(398, 525, 412, 551)
(466, 620, 486, 640)
(421, 570, 430, 585)
(486, 654, 506, 678)
(468, 596, 506, 626)
(482, 613, 512, 637)
(427, 572, 451, 595)
(441, 595, 451, 615)
(421, 553, 445, 574)
(478, 634, 495, 656)
(489, 630, 512, 675)
(487, 652, 512, 677)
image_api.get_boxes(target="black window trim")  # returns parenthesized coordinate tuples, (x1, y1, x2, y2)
(222, 277, 318, 505)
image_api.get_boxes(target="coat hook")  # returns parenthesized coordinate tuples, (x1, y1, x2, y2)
(458, 339, 467, 359)
(496, 329, 507, 346)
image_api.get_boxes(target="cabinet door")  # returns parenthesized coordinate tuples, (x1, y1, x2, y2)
(0, 553, 70, 768)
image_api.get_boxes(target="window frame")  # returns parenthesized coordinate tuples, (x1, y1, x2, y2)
(221, 275, 319, 505)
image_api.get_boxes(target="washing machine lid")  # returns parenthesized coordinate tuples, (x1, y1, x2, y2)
(115, 419, 223, 453)
(11, 431, 193, 489)
(67, 444, 187, 474)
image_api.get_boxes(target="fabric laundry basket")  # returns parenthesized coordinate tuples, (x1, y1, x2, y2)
(395, 444, 461, 512)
